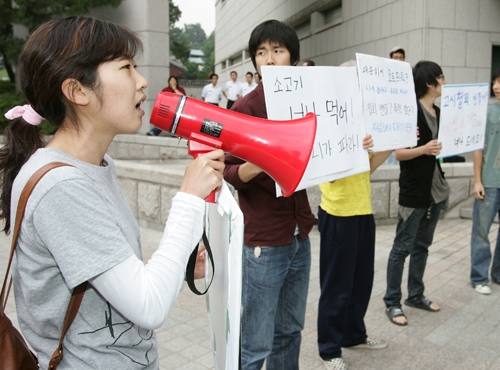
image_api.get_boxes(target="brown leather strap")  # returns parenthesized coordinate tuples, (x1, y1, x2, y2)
(2, 162, 71, 312)
(48, 282, 87, 369)
(0, 162, 88, 369)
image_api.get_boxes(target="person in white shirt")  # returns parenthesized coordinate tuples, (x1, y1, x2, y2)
(254, 72, 261, 84)
(223, 71, 241, 109)
(201, 73, 223, 106)
(237, 71, 258, 98)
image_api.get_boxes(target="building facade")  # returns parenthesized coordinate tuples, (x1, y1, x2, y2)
(214, 0, 500, 90)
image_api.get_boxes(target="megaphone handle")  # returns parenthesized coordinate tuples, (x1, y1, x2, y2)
(188, 137, 223, 203)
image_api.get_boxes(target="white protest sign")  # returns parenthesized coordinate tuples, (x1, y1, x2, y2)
(437, 84, 489, 159)
(356, 53, 418, 152)
(261, 65, 370, 192)
(205, 181, 243, 370)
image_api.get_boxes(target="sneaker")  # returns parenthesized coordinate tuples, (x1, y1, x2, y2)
(474, 284, 491, 294)
(350, 337, 388, 349)
(324, 357, 348, 370)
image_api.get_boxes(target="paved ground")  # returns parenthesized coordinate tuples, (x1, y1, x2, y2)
(2, 218, 500, 369)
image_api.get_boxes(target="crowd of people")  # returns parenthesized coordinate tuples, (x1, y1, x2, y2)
(3, 14, 499, 370)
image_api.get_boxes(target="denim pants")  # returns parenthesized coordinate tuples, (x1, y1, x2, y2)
(241, 235, 311, 370)
(317, 209, 375, 360)
(470, 188, 500, 285)
(384, 201, 443, 308)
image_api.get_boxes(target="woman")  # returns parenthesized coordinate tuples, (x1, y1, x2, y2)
(147, 76, 186, 136)
(162, 75, 186, 95)
(1, 16, 223, 369)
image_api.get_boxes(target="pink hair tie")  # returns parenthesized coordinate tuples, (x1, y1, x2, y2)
(4, 105, 44, 126)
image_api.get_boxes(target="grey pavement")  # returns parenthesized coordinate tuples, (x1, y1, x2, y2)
(2, 218, 500, 369)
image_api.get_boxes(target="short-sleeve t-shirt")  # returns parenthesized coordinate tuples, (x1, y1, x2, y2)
(482, 103, 500, 188)
(11, 148, 158, 369)
(319, 169, 373, 217)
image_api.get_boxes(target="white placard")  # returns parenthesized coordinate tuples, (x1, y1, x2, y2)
(437, 84, 489, 159)
(262, 65, 370, 192)
(205, 181, 243, 370)
(356, 53, 418, 152)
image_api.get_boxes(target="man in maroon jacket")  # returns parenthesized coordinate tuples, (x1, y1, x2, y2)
(223, 20, 316, 370)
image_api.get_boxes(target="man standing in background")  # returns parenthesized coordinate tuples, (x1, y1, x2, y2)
(390, 46, 405, 61)
(201, 73, 223, 106)
(223, 71, 241, 109)
(238, 72, 258, 98)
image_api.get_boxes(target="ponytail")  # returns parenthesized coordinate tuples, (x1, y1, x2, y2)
(0, 113, 45, 234)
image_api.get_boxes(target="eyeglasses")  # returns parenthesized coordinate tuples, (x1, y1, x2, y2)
(436, 75, 445, 80)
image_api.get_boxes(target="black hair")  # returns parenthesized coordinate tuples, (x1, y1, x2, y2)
(0, 16, 142, 234)
(412, 61, 443, 99)
(390, 48, 405, 58)
(168, 76, 179, 85)
(230, 71, 237, 75)
(492, 68, 500, 83)
(246, 71, 253, 77)
(249, 20, 300, 71)
(210, 73, 218, 79)
(303, 60, 315, 66)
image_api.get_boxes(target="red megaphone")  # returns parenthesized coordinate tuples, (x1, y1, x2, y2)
(150, 92, 317, 201)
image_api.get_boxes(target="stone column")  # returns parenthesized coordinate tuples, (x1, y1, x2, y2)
(90, 0, 170, 134)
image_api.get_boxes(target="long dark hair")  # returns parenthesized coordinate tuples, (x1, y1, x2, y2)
(0, 16, 142, 234)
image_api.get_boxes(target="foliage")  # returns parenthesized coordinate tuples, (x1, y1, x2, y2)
(1, 0, 123, 83)
(170, 24, 214, 79)
(170, 27, 190, 61)
(184, 23, 206, 49)
(169, 0, 181, 29)
(0, 81, 57, 135)
(183, 61, 200, 80)
(202, 31, 215, 74)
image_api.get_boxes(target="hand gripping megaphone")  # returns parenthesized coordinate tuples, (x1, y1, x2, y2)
(150, 92, 317, 202)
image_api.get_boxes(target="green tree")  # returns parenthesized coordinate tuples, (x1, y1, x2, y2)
(202, 31, 215, 74)
(0, 0, 122, 83)
(169, 0, 181, 29)
(170, 26, 190, 62)
(184, 23, 206, 49)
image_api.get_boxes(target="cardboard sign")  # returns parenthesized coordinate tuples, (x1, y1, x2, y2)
(261, 65, 370, 192)
(437, 84, 489, 158)
(356, 53, 418, 152)
(205, 182, 243, 370)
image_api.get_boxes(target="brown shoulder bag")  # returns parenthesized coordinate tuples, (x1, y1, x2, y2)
(0, 162, 87, 370)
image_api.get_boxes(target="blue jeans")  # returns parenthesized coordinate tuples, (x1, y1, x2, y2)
(241, 236, 311, 370)
(471, 188, 500, 285)
(384, 201, 443, 308)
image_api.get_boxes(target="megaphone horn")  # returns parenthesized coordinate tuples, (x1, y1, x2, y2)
(150, 92, 317, 200)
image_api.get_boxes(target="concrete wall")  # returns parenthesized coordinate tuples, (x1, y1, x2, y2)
(214, 0, 500, 89)
(111, 135, 475, 230)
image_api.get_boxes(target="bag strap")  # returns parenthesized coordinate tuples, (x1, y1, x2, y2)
(185, 230, 214, 295)
(48, 281, 87, 369)
(0, 162, 88, 369)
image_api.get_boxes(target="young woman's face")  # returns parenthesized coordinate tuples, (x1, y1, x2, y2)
(169, 77, 177, 88)
(93, 58, 148, 135)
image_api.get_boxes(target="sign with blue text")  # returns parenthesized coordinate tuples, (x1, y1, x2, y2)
(437, 84, 489, 159)
(356, 53, 418, 152)
(262, 65, 370, 192)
